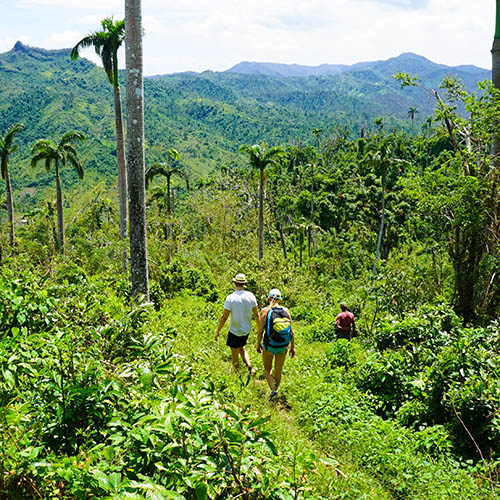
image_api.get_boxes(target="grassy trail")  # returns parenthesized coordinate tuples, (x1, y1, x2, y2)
(155, 294, 478, 499)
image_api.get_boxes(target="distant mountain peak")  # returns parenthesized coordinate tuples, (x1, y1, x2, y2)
(13, 41, 28, 52)
(8, 41, 70, 59)
(226, 53, 488, 78)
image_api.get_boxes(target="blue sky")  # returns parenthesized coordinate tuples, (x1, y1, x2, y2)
(0, 0, 494, 75)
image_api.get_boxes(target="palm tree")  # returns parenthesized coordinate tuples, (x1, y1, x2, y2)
(310, 128, 323, 220)
(493, 0, 500, 130)
(374, 117, 384, 132)
(0, 123, 24, 247)
(31, 131, 85, 255)
(407, 107, 419, 124)
(125, 0, 149, 299)
(71, 18, 128, 268)
(363, 138, 409, 287)
(240, 143, 283, 260)
(146, 148, 189, 238)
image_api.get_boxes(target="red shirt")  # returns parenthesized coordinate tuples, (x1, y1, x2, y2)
(336, 311, 355, 331)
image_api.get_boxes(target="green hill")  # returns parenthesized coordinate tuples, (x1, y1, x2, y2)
(0, 42, 491, 208)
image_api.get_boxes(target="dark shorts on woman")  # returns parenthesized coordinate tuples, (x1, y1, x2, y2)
(226, 331, 249, 348)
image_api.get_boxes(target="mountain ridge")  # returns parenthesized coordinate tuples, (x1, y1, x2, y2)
(225, 52, 489, 78)
(0, 41, 492, 207)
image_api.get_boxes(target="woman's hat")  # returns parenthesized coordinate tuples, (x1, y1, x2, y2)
(269, 288, 282, 299)
(233, 273, 248, 284)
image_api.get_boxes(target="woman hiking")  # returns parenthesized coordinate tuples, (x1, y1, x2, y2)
(257, 288, 295, 401)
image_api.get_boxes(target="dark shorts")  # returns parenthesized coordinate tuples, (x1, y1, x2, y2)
(336, 327, 352, 340)
(226, 331, 249, 348)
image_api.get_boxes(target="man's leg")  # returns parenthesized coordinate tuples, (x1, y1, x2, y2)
(230, 347, 240, 370)
(273, 351, 287, 389)
(262, 349, 276, 391)
(239, 347, 254, 372)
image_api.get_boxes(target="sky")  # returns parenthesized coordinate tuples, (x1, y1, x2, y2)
(0, 0, 495, 76)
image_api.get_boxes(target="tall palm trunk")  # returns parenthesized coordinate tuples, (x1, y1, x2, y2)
(4, 165, 15, 247)
(310, 162, 314, 218)
(113, 69, 128, 270)
(279, 223, 288, 262)
(492, 1, 500, 160)
(166, 174, 172, 239)
(371, 184, 385, 288)
(55, 163, 65, 254)
(125, 0, 149, 299)
(487, 0, 500, 317)
(258, 167, 265, 260)
(310, 161, 317, 254)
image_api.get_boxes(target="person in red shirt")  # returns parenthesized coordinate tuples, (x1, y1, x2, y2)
(336, 302, 356, 340)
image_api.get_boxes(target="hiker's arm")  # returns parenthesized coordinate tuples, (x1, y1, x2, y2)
(252, 306, 260, 325)
(352, 318, 356, 334)
(286, 307, 296, 358)
(215, 309, 230, 341)
(256, 308, 268, 352)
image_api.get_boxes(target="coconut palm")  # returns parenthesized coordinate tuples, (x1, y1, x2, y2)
(146, 149, 189, 212)
(125, 0, 149, 299)
(0, 123, 24, 247)
(493, 0, 500, 129)
(240, 143, 283, 260)
(374, 117, 384, 132)
(146, 148, 189, 239)
(310, 128, 323, 220)
(71, 18, 128, 265)
(286, 218, 321, 267)
(407, 106, 419, 124)
(31, 131, 85, 255)
(363, 138, 409, 287)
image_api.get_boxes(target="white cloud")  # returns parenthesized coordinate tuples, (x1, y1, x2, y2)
(45, 30, 82, 48)
(19, 0, 122, 9)
(1, 0, 495, 73)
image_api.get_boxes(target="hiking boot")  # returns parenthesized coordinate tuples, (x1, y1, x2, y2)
(269, 390, 278, 401)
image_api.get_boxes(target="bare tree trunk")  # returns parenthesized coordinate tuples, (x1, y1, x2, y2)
(166, 175, 172, 239)
(125, 0, 149, 300)
(310, 162, 314, 218)
(310, 161, 317, 253)
(258, 168, 264, 260)
(492, 37, 500, 160)
(371, 188, 385, 288)
(55, 165, 65, 255)
(279, 223, 288, 262)
(113, 82, 128, 271)
(5, 169, 15, 247)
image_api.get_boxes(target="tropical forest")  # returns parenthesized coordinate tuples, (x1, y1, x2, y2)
(2, 2, 500, 499)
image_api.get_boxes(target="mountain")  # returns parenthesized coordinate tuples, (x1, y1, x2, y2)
(226, 60, 378, 78)
(227, 53, 490, 87)
(0, 43, 492, 208)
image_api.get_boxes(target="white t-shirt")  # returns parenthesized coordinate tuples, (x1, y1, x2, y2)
(224, 290, 258, 336)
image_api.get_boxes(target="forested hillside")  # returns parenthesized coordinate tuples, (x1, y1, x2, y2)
(1, 35, 500, 499)
(0, 42, 489, 207)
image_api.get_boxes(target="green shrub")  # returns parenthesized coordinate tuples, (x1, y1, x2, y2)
(156, 260, 219, 302)
(374, 304, 461, 350)
(325, 338, 357, 368)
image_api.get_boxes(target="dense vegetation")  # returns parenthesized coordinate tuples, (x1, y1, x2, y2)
(0, 43, 490, 209)
(1, 40, 500, 499)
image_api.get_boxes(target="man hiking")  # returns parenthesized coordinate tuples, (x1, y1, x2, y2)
(336, 301, 356, 340)
(215, 273, 260, 375)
